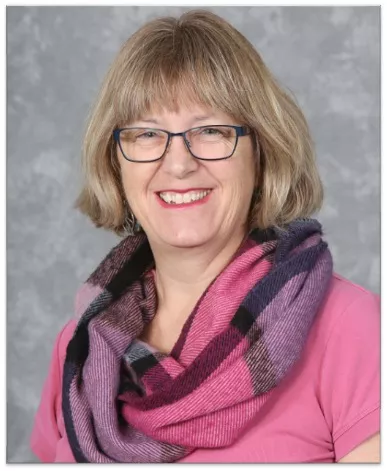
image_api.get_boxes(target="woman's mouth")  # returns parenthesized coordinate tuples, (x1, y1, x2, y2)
(156, 189, 213, 207)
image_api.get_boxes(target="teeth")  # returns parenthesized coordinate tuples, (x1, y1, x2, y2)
(159, 190, 211, 204)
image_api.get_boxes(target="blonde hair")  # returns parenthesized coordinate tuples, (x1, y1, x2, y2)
(75, 9, 323, 235)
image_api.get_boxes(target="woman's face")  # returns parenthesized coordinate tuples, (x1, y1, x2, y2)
(117, 103, 257, 249)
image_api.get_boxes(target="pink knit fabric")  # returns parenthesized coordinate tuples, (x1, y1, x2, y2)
(31, 274, 380, 463)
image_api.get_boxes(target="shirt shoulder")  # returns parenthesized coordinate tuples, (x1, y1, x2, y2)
(311, 273, 379, 347)
(326, 272, 378, 307)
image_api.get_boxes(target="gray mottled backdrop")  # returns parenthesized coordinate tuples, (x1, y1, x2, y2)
(7, 6, 380, 463)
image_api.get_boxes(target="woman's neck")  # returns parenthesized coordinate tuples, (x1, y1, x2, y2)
(139, 231, 248, 353)
(150, 231, 247, 313)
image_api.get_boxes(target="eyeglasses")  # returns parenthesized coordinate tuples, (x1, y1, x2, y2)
(113, 125, 252, 163)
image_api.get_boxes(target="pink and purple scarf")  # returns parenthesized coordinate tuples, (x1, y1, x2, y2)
(62, 218, 333, 462)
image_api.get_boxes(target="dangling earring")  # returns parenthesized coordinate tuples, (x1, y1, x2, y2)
(123, 209, 136, 236)
(123, 200, 142, 236)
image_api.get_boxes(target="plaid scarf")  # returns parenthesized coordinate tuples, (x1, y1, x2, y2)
(62, 218, 333, 463)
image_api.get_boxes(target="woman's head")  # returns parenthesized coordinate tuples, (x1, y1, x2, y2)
(76, 9, 323, 245)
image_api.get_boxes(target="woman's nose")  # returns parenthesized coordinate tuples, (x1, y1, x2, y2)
(160, 134, 200, 178)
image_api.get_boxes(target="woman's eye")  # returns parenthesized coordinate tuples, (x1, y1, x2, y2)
(202, 128, 221, 135)
(138, 132, 156, 139)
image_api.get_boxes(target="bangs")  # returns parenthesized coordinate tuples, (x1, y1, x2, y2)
(111, 25, 252, 127)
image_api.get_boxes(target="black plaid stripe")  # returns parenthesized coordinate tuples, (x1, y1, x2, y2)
(230, 305, 257, 336)
(107, 240, 154, 298)
(118, 361, 145, 397)
(249, 227, 277, 245)
(130, 353, 159, 377)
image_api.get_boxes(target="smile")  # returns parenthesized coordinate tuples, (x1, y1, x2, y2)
(159, 189, 211, 204)
(156, 189, 213, 207)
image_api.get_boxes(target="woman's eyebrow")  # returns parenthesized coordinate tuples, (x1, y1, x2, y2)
(191, 114, 216, 122)
(136, 114, 218, 126)
(137, 118, 160, 125)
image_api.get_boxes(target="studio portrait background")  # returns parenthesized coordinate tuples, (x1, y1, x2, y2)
(7, 6, 380, 462)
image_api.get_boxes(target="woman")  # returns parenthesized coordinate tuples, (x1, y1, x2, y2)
(30, 10, 380, 463)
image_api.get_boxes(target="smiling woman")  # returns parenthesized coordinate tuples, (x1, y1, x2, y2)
(30, 9, 380, 464)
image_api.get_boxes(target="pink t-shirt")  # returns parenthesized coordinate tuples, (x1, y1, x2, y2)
(30, 273, 380, 463)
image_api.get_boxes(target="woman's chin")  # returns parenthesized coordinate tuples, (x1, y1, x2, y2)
(156, 228, 215, 249)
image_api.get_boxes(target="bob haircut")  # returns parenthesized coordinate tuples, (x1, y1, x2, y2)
(76, 9, 323, 235)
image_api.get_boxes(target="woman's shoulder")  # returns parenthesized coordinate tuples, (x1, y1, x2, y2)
(304, 272, 380, 368)
(318, 271, 380, 350)
(328, 272, 379, 300)
(316, 272, 379, 333)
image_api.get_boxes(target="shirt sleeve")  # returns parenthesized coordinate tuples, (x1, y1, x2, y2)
(30, 320, 75, 462)
(318, 290, 380, 462)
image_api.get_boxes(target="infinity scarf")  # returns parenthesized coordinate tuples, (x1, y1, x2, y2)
(62, 218, 333, 463)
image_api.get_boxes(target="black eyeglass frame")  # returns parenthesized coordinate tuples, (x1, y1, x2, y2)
(112, 125, 252, 163)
